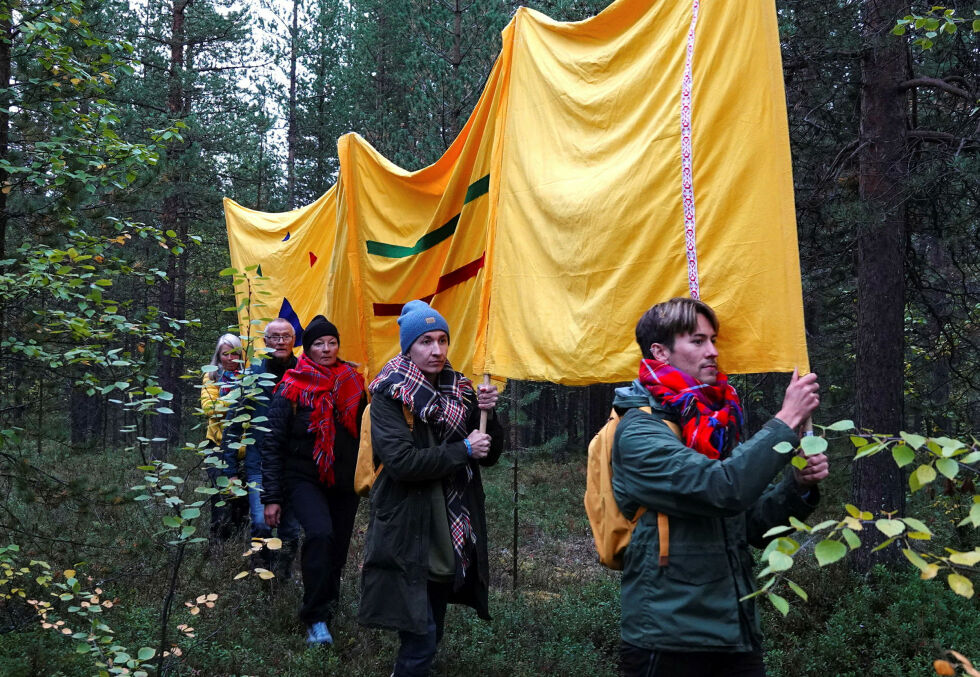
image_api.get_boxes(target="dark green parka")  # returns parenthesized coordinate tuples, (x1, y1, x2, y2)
(358, 389, 504, 634)
(611, 380, 817, 652)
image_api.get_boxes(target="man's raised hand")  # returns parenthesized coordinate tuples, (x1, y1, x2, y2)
(775, 368, 820, 431)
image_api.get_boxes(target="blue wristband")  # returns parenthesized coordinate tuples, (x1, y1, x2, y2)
(463, 439, 473, 457)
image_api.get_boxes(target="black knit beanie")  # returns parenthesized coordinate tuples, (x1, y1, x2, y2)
(302, 315, 339, 354)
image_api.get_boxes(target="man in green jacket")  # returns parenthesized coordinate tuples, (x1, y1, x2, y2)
(612, 297, 827, 677)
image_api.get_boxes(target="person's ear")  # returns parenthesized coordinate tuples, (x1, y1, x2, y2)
(650, 343, 670, 362)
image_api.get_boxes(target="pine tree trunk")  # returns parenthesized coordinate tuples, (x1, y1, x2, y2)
(0, 11, 10, 352)
(152, 0, 192, 457)
(852, 0, 908, 570)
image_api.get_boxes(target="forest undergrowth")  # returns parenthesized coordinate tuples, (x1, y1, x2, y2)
(2, 435, 979, 676)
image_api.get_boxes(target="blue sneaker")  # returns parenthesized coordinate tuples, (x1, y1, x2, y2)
(306, 621, 333, 645)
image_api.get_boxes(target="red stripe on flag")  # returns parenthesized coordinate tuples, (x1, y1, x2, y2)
(372, 253, 486, 316)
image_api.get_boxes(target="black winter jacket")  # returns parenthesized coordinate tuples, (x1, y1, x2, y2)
(260, 390, 367, 504)
(358, 390, 503, 634)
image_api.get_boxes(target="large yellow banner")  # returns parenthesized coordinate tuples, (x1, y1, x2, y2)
(224, 0, 808, 384)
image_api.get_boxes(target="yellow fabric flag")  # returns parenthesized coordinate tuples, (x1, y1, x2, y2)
(224, 0, 808, 384)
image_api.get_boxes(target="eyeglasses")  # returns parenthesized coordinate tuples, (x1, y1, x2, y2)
(265, 335, 293, 344)
(221, 351, 242, 358)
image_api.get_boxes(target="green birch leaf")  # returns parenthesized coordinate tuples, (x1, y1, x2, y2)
(768, 592, 790, 616)
(762, 524, 794, 539)
(914, 464, 937, 487)
(800, 436, 828, 456)
(787, 580, 809, 601)
(768, 551, 793, 573)
(773, 441, 795, 454)
(875, 519, 905, 537)
(900, 517, 931, 535)
(815, 539, 847, 566)
(936, 457, 958, 480)
(854, 442, 881, 459)
(789, 516, 812, 532)
(902, 548, 929, 572)
(842, 528, 862, 550)
(891, 443, 915, 468)
(900, 431, 926, 449)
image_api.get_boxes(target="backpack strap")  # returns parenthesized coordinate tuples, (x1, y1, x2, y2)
(636, 406, 681, 568)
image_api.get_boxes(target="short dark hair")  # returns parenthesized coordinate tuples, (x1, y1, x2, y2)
(635, 297, 719, 359)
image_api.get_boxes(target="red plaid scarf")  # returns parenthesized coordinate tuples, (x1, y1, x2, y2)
(638, 359, 744, 460)
(368, 353, 472, 441)
(369, 353, 476, 589)
(277, 354, 365, 486)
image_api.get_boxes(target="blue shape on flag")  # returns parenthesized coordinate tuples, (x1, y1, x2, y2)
(282, 232, 291, 242)
(278, 297, 303, 346)
(256, 264, 263, 277)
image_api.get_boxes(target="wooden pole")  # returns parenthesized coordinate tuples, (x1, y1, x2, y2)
(479, 373, 490, 433)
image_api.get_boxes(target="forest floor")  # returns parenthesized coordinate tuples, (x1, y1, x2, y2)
(2, 441, 979, 676)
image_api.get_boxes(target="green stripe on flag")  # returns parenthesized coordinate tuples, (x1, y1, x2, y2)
(366, 174, 490, 258)
(367, 216, 459, 258)
(464, 174, 489, 204)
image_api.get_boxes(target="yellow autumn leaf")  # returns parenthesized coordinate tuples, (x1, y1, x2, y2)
(70, 78, 81, 85)
(266, 538, 282, 551)
(949, 550, 980, 566)
(933, 659, 955, 676)
(255, 568, 275, 580)
(188, 606, 200, 615)
(921, 563, 940, 580)
(233, 571, 249, 580)
(948, 573, 974, 599)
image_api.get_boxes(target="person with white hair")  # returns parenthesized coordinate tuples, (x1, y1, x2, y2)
(201, 332, 245, 542)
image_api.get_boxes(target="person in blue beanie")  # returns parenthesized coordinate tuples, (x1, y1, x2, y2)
(358, 300, 504, 677)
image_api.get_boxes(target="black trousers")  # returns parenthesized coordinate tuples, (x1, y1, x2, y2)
(620, 642, 766, 677)
(285, 475, 360, 624)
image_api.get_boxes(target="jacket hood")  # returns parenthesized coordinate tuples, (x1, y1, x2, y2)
(612, 379, 663, 411)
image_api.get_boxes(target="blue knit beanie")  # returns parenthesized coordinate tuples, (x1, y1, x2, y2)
(398, 300, 450, 353)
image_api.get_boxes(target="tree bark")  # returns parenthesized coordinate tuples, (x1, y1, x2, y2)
(852, 0, 908, 570)
(152, 0, 193, 457)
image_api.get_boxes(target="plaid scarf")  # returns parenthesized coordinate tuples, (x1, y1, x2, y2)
(277, 354, 365, 486)
(368, 353, 472, 441)
(370, 354, 476, 589)
(638, 359, 744, 460)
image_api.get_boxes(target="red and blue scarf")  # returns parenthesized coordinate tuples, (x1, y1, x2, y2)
(277, 354, 365, 486)
(638, 359, 744, 460)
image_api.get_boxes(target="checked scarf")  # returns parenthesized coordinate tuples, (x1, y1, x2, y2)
(370, 354, 476, 589)
(277, 354, 365, 486)
(638, 359, 744, 460)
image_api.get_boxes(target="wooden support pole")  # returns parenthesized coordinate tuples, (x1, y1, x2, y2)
(479, 373, 490, 433)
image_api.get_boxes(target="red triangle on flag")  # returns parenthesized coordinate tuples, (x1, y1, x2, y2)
(309, 251, 317, 266)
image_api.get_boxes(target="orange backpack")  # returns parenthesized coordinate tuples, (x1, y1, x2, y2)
(584, 406, 679, 570)
(354, 402, 414, 497)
